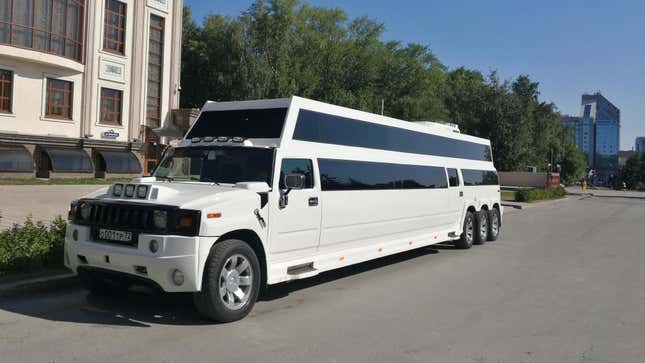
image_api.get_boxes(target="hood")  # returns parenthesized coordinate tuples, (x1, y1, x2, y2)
(81, 181, 262, 210)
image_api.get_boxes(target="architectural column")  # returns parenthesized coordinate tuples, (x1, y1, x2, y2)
(129, 0, 147, 143)
(169, 0, 184, 111)
(81, 2, 98, 139)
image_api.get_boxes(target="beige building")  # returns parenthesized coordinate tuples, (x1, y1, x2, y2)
(0, 0, 183, 178)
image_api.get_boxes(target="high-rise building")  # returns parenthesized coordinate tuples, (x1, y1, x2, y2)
(0, 0, 184, 178)
(560, 93, 620, 184)
(636, 137, 645, 155)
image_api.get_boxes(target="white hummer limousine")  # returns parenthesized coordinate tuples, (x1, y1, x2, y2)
(65, 96, 502, 322)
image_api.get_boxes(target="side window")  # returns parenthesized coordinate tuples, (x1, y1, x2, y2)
(448, 168, 460, 187)
(280, 159, 314, 189)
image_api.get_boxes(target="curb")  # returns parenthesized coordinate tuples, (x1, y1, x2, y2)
(567, 192, 645, 200)
(0, 272, 79, 298)
(501, 202, 523, 210)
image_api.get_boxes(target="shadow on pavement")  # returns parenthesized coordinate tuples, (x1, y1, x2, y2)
(0, 245, 442, 327)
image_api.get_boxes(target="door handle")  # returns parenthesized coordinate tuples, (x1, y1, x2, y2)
(308, 197, 319, 207)
(459, 191, 464, 197)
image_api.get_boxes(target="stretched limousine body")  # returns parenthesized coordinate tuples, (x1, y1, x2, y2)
(65, 96, 502, 322)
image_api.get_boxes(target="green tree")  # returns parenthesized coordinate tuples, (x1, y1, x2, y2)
(180, 1, 590, 177)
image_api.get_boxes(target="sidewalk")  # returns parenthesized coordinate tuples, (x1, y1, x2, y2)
(565, 187, 645, 200)
(0, 185, 103, 229)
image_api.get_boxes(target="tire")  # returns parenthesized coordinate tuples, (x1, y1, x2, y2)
(78, 270, 131, 296)
(487, 208, 501, 241)
(454, 211, 475, 249)
(193, 239, 261, 323)
(473, 211, 488, 245)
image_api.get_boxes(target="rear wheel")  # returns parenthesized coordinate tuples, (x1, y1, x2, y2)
(193, 239, 261, 323)
(454, 211, 475, 249)
(474, 211, 488, 245)
(487, 208, 501, 241)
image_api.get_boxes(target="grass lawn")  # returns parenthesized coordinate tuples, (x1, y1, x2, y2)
(0, 178, 132, 185)
(501, 191, 517, 202)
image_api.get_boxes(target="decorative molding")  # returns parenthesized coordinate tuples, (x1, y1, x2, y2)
(99, 58, 127, 84)
(147, 0, 168, 12)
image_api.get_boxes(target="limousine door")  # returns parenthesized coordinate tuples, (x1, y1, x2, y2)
(447, 168, 465, 231)
(269, 158, 322, 254)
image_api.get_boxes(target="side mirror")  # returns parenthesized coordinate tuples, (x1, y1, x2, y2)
(283, 173, 305, 190)
(279, 173, 306, 209)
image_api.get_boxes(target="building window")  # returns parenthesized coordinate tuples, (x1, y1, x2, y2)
(146, 15, 164, 128)
(100, 87, 122, 125)
(45, 78, 73, 120)
(103, 0, 126, 55)
(0, 0, 85, 62)
(0, 69, 12, 113)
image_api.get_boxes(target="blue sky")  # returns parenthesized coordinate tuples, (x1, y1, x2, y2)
(185, 0, 644, 149)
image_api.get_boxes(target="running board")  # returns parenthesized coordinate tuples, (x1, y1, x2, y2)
(287, 262, 316, 275)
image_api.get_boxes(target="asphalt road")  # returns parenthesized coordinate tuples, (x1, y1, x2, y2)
(1, 196, 644, 362)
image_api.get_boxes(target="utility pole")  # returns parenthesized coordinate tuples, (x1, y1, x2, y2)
(381, 99, 385, 116)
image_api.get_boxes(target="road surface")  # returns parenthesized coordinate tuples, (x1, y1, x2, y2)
(1, 195, 644, 362)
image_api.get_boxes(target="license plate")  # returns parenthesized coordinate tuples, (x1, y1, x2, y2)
(98, 229, 132, 243)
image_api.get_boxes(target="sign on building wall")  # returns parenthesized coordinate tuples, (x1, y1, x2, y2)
(99, 58, 126, 84)
(102, 130, 120, 139)
(148, 0, 169, 12)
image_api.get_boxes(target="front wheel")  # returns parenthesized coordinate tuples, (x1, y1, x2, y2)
(193, 239, 261, 323)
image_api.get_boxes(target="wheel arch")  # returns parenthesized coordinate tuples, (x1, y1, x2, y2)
(215, 229, 268, 290)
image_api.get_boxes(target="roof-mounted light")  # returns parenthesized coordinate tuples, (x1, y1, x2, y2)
(232, 137, 245, 143)
(217, 136, 229, 142)
(203, 136, 214, 143)
(191, 137, 201, 143)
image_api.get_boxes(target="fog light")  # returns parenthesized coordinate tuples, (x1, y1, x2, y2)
(72, 229, 79, 241)
(149, 239, 159, 253)
(172, 269, 184, 286)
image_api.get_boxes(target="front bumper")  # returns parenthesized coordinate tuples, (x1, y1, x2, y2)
(64, 223, 210, 292)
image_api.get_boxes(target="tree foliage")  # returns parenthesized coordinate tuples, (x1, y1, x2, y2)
(181, 0, 587, 178)
(619, 154, 645, 190)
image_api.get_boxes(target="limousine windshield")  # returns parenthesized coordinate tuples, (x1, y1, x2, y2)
(153, 146, 274, 185)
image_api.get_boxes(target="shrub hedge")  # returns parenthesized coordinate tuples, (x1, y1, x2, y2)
(515, 187, 567, 203)
(0, 216, 66, 275)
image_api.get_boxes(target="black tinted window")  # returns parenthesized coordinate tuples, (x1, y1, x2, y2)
(0, 146, 33, 172)
(154, 147, 274, 185)
(280, 159, 314, 189)
(43, 147, 94, 172)
(187, 108, 288, 139)
(448, 168, 459, 187)
(462, 169, 499, 186)
(318, 159, 448, 191)
(294, 110, 492, 161)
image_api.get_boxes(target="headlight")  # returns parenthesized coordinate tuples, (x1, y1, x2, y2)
(79, 202, 92, 221)
(113, 183, 124, 197)
(137, 185, 149, 199)
(124, 184, 135, 197)
(172, 210, 201, 235)
(153, 210, 168, 229)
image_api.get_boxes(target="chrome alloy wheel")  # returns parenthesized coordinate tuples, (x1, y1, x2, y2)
(466, 216, 474, 242)
(479, 213, 488, 241)
(219, 254, 253, 310)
